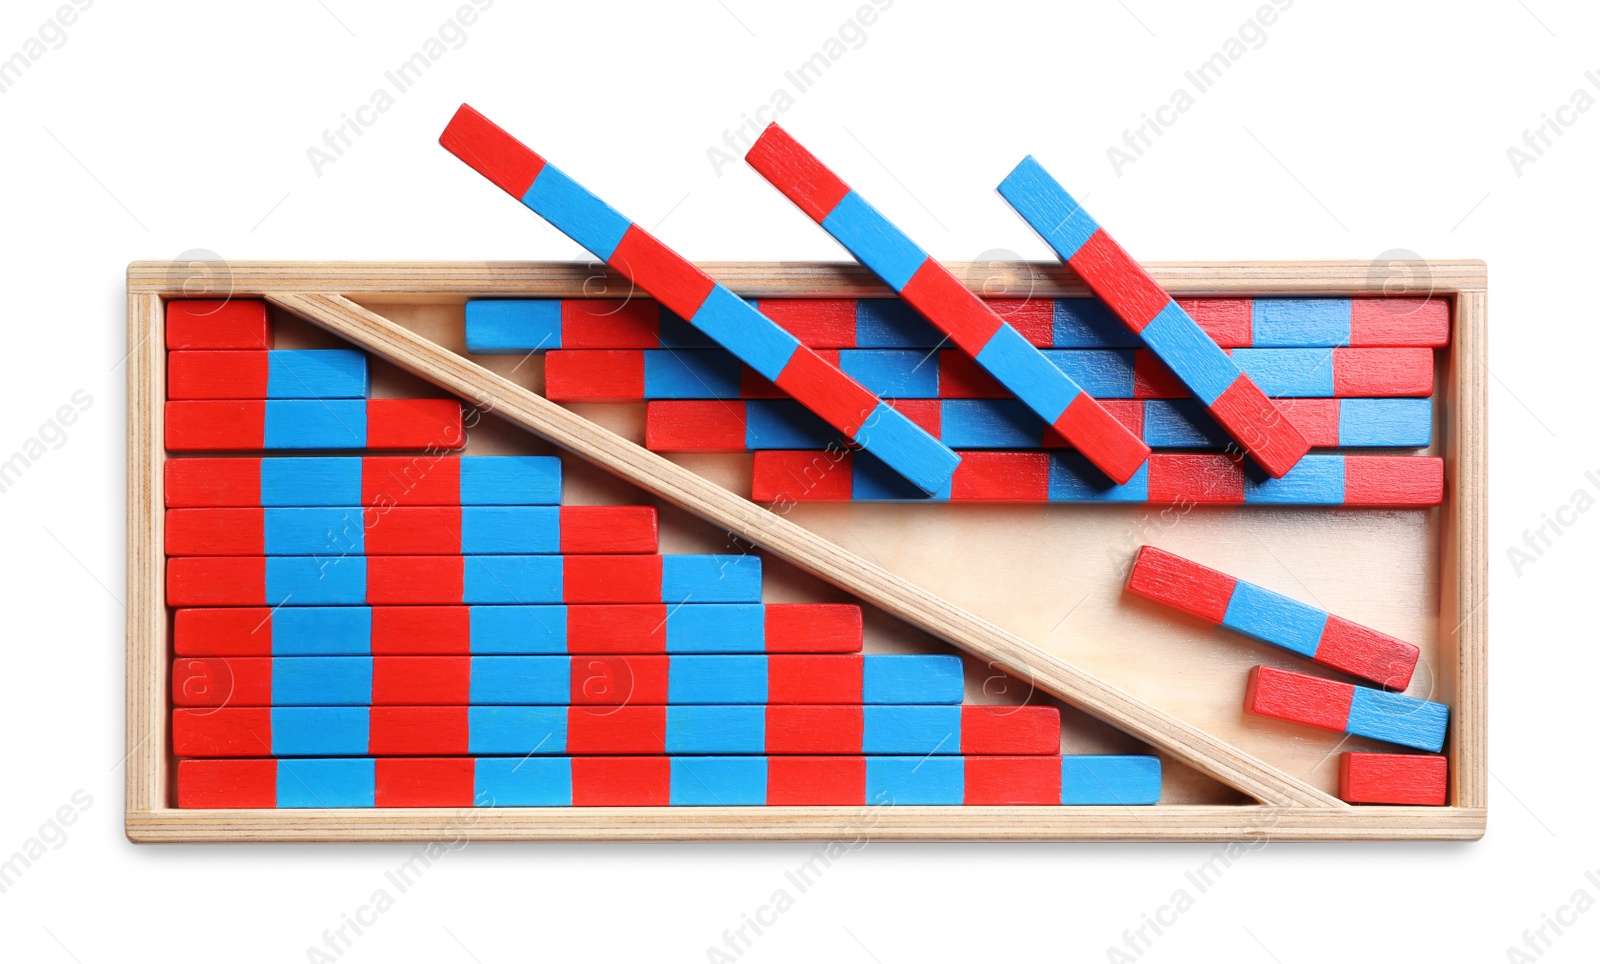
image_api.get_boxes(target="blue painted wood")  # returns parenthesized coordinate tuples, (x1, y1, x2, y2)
(272, 656, 373, 704)
(1345, 688, 1449, 752)
(862, 705, 962, 754)
(270, 706, 370, 755)
(670, 756, 768, 805)
(464, 299, 563, 353)
(474, 757, 572, 806)
(666, 705, 766, 753)
(466, 706, 568, 754)
(260, 457, 364, 506)
(266, 350, 369, 399)
(1059, 755, 1162, 805)
(521, 165, 632, 261)
(262, 400, 366, 448)
(1221, 582, 1330, 659)
(866, 756, 964, 805)
(1251, 299, 1351, 347)
(820, 192, 928, 291)
(667, 655, 768, 703)
(665, 604, 765, 654)
(276, 758, 375, 808)
(862, 655, 964, 704)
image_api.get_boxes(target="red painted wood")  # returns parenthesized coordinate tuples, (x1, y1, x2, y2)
(962, 756, 1060, 805)
(544, 349, 646, 400)
(569, 655, 671, 705)
(364, 506, 459, 554)
(763, 604, 863, 653)
(561, 299, 662, 349)
(751, 450, 855, 504)
(375, 757, 475, 807)
(1125, 545, 1237, 623)
(1209, 378, 1305, 477)
(938, 350, 1006, 398)
(1333, 348, 1433, 396)
(165, 400, 267, 450)
(174, 607, 274, 656)
(1068, 231, 1171, 332)
(1132, 351, 1188, 398)
(366, 399, 466, 450)
(1339, 752, 1447, 805)
(1147, 454, 1246, 504)
(372, 606, 472, 654)
(363, 456, 462, 507)
(166, 300, 273, 350)
(369, 706, 470, 755)
(367, 556, 464, 606)
(766, 756, 866, 805)
(743, 123, 851, 222)
(567, 706, 667, 753)
(1054, 394, 1150, 484)
(765, 705, 864, 753)
(757, 299, 857, 347)
(773, 348, 878, 436)
(1273, 399, 1340, 447)
(165, 457, 262, 507)
(640, 401, 745, 454)
(988, 299, 1054, 347)
(176, 759, 277, 808)
(438, 103, 546, 199)
(888, 399, 941, 436)
(767, 655, 864, 703)
(165, 508, 265, 556)
(563, 556, 665, 604)
(373, 656, 472, 704)
(172, 656, 271, 707)
(172, 707, 273, 757)
(557, 506, 659, 554)
(950, 452, 1051, 502)
(560, 604, 662, 654)
(1315, 615, 1420, 690)
(1177, 298, 1253, 348)
(167, 557, 267, 607)
(960, 706, 1061, 753)
(606, 226, 717, 321)
(1349, 298, 1449, 347)
(570, 756, 672, 806)
(167, 351, 270, 400)
(1343, 455, 1443, 507)
(1244, 665, 1353, 732)
(899, 262, 1003, 355)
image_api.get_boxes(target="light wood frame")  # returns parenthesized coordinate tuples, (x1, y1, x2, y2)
(126, 260, 1486, 842)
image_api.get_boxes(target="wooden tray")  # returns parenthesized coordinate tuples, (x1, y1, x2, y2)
(125, 260, 1487, 842)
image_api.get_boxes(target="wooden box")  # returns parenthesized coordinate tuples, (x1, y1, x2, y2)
(126, 260, 1486, 841)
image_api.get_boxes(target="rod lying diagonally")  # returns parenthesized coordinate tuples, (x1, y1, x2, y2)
(267, 291, 1344, 809)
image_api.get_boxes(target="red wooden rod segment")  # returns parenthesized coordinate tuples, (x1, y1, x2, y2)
(1338, 752, 1448, 806)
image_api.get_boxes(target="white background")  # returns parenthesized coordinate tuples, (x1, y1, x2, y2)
(0, 0, 1590, 960)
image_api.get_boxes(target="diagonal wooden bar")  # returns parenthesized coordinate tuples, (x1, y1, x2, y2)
(266, 291, 1341, 808)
